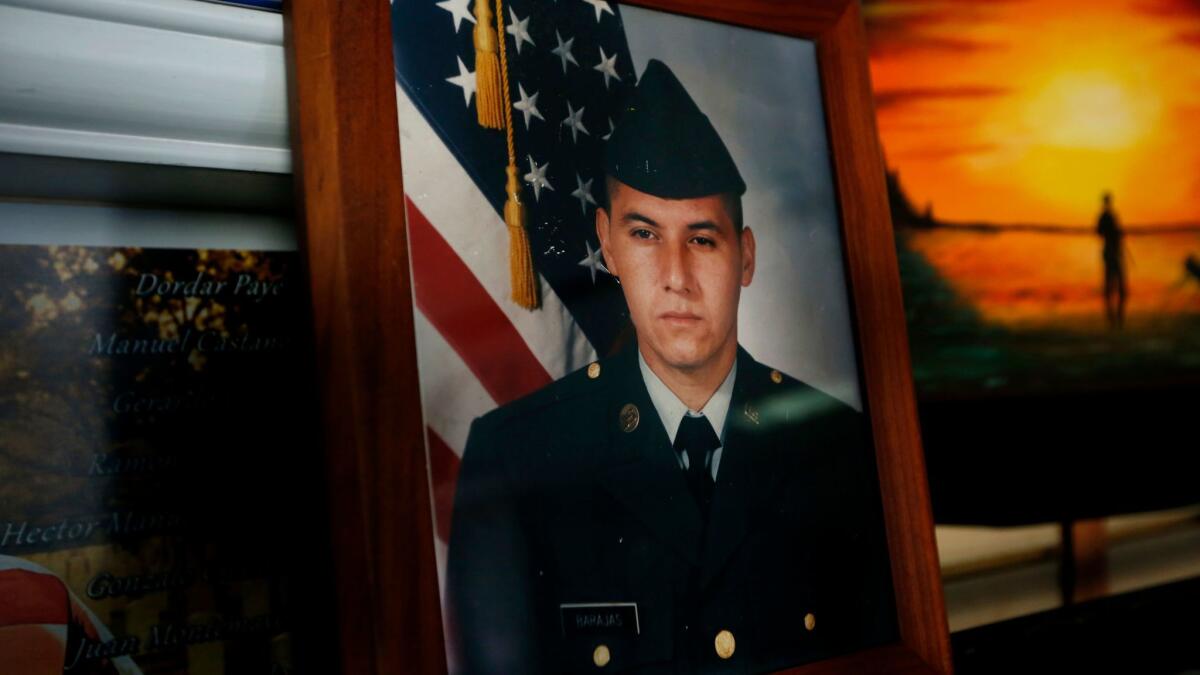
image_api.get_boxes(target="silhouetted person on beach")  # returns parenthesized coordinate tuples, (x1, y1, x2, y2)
(1097, 192, 1127, 328)
(1186, 254, 1200, 286)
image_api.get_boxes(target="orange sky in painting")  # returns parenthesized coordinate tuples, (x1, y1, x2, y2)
(866, 0, 1200, 226)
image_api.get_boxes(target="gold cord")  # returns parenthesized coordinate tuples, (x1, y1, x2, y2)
(495, 0, 539, 309)
(496, 0, 517, 165)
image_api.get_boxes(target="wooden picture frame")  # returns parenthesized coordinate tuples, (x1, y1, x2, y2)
(285, 0, 952, 673)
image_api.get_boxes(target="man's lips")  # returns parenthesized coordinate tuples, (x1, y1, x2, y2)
(659, 311, 702, 323)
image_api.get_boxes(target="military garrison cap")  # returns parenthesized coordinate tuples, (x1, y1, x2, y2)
(605, 59, 746, 199)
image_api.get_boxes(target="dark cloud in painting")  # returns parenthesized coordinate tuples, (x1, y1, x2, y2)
(1134, 0, 1200, 46)
(863, 0, 1016, 57)
(1134, 0, 1200, 18)
(1175, 30, 1200, 47)
(873, 85, 1010, 112)
(893, 142, 1000, 162)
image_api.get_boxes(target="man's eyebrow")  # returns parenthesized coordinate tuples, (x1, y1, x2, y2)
(622, 212, 659, 227)
(687, 221, 721, 232)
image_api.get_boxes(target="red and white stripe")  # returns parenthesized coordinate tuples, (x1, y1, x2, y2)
(0, 555, 141, 674)
(395, 86, 596, 589)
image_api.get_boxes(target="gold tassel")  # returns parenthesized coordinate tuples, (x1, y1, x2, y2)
(492, 0, 538, 309)
(472, 0, 504, 129)
(504, 164, 539, 309)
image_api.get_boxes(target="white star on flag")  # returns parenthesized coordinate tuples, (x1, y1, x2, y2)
(561, 101, 589, 143)
(513, 83, 544, 129)
(602, 117, 615, 141)
(594, 47, 621, 89)
(571, 174, 597, 214)
(435, 0, 475, 33)
(551, 31, 578, 74)
(578, 240, 610, 284)
(581, 0, 614, 23)
(506, 7, 535, 54)
(523, 155, 554, 201)
(445, 57, 476, 107)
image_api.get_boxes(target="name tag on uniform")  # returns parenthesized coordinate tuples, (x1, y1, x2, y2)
(560, 602, 640, 637)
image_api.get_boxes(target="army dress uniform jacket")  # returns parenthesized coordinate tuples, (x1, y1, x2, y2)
(447, 346, 897, 674)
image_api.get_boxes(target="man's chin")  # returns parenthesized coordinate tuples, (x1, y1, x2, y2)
(646, 344, 715, 373)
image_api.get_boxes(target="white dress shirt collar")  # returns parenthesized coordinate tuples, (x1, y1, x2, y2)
(637, 350, 737, 445)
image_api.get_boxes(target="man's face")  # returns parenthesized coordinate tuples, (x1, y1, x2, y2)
(596, 180, 756, 374)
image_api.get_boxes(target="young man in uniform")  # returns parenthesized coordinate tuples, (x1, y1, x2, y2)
(448, 60, 896, 674)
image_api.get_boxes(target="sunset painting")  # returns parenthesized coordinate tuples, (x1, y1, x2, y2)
(865, 0, 1200, 396)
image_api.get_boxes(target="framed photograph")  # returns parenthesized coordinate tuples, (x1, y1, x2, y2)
(286, 0, 951, 673)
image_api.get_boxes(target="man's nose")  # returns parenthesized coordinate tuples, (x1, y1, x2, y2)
(661, 240, 694, 294)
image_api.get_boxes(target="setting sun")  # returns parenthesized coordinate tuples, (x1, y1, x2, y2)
(1026, 72, 1159, 150)
(867, 0, 1200, 226)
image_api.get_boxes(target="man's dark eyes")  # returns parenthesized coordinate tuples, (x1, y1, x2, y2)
(627, 230, 716, 246)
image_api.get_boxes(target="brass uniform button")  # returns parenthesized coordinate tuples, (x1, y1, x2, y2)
(714, 630, 736, 659)
(588, 362, 601, 379)
(619, 403, 640, 433)
(593, 644, 611, 668)
(804, 612, 816, 631)
(770, 369, 783, 384)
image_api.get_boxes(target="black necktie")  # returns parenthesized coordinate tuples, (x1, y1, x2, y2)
(674, 415, 721, 513)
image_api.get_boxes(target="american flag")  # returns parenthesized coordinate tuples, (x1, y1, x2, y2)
(0, 555, 141, 674)
(391, 0, 638, 602)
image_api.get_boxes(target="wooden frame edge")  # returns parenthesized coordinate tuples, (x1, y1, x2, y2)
(285, 0, 448, 673)
(817, 3, 953, 673)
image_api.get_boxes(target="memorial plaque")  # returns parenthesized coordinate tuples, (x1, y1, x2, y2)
(0, 244, 315, 674)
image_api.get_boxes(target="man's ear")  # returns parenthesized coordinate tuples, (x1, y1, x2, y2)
(595, 207, 618, 277)
(740, 226, 756, 287)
